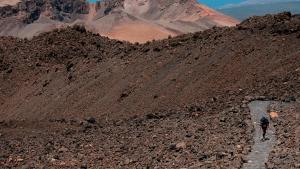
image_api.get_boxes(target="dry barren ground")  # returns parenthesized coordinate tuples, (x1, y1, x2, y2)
(0, 12, 299, 168)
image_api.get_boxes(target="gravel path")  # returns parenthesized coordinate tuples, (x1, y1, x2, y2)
(243, 101, 276, 169)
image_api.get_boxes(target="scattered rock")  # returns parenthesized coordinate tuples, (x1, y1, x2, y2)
(185, 133, 193, 138)
(283, 96, 296, 102)
(124, 158, 132, 165)
(85, 117, 96, 124)
(53, 155, 59, 160)
(36, 62, 42, 67)
(169, 143, 177, 150)
(6, 68, 12, 74)
(176, 142, 187, 150)
(16, 157, 24, 162)
(58, 147, 68, 153)
(220, 117, 226, 122)
(80, 163, 88, 169)
(236, 145, 242, 149)
(198, 154, 208, 161)
(42, 80, 50, 87)
(66, 62, 74, 72)
(244, 96, 254, 102)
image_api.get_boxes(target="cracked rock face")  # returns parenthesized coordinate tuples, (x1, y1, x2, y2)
(0, 0, 89, 23)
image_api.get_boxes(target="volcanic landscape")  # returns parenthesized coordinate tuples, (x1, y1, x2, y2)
(0, 0, 299, 169)
(0, 0, 238, 43)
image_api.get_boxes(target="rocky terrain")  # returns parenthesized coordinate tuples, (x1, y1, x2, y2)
(0, 12, 299, 168)
(0, 0, 238, 42)
(0, 107, 253, 168)
(267, 102, 299, 169)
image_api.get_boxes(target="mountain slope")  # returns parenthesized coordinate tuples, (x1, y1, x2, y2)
(0, 0, 239, 42)
(0, 12, 299, 168)
(0, 12, 299, 121)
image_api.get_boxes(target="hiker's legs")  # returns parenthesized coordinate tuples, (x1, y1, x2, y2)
(262, 125, 267, 139)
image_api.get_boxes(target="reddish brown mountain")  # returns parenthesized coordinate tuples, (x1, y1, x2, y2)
(0, 0, 239, 42)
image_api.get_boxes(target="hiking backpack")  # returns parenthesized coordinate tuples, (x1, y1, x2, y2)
(260, 116, 269, 125)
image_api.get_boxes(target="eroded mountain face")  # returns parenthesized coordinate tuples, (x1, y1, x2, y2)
(0, 0, 89, 23)
(0, 0, 239, 42)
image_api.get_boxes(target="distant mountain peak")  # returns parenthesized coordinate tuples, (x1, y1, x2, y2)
(0, 0, 239, 42)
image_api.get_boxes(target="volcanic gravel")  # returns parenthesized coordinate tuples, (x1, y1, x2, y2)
(267, 102, 300, 169)
(0, 108, 253, 168)
(0, 12, 299, 168)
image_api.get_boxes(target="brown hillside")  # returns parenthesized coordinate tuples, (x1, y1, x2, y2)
(0, 12, 299, 168)
(0, 12, 299, 121)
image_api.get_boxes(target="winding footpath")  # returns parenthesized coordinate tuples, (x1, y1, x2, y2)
(243, 101, 276, 169)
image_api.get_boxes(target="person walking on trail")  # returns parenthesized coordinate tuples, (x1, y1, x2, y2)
(260, 116, 270, 141)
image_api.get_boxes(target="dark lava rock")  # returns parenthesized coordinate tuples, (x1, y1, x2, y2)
(283, 96, 296, 102)
(80, 163, 88, 169)
(85, 117, 96, 124)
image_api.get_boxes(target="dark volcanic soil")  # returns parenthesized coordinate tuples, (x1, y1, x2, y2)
(0, 108, 252, 168)
(267, 102, 300, 169)
(0, 12, 300, 168)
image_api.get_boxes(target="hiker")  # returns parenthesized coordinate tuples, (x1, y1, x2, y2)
(260, 116, 270, 140)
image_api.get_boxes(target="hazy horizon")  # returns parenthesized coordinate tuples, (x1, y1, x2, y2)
(87, 0, 300, 9)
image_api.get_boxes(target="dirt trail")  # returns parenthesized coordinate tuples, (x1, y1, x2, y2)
(243, 101, 276, 169)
